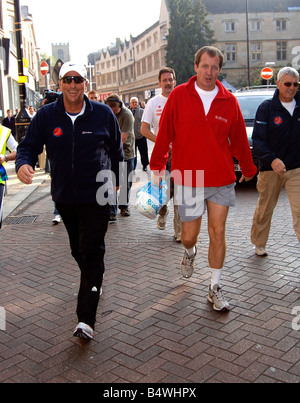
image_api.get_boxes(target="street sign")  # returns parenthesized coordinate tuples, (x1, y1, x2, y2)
(40, 61, 49, 76)
(261, 67, 273, 80)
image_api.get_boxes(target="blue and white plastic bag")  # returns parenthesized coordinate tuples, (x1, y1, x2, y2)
(136, 180, 168, 219)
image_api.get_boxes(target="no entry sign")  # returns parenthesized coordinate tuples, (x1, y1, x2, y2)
(40, 61, 49, 76)
(261, 67, 273, 80)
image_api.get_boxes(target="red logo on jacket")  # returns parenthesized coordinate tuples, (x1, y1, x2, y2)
(274, 116, 283, 125)
(53, 127, 63, 137)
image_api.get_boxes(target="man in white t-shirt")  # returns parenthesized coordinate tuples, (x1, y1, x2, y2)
(141, 68, 182, 241)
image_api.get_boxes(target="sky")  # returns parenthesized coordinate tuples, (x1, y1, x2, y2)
(20, 0, 162, 64)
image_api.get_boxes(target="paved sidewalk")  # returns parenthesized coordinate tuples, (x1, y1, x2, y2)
(2, 162, 50, 222)
(0, 162, 299, 383)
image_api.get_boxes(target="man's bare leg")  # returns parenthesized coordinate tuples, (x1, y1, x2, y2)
(206, 201, 230, 311)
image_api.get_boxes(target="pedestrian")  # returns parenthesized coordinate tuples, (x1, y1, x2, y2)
(105, 94, 135, 220)
(27, 106, 36, 119)
(129, 97, 149, 172)
(150, 46, 257, 311)
(16, 62, 124, 340)
(0, 124, 18, 228)
(251, 66, 300, 256)
(2, 109, 16, 140)
(88, 90, 99, 102)
(141, 67, 182, 242)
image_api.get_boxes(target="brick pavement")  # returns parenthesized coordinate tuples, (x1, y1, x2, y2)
(0, 165, 299, 383)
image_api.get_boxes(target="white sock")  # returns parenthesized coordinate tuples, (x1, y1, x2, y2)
(186, 246, 196, 256)
(210, 268, 222, 289)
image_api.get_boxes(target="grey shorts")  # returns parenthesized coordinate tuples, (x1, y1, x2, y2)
(175, 183, 236, 222)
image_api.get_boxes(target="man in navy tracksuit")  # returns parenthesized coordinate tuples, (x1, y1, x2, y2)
(251, 66, 300, 257)
(16, 62, 124, 340)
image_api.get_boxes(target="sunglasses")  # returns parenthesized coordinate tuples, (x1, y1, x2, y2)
(283, 82, 299, 88)
(61, 76, 86, 84)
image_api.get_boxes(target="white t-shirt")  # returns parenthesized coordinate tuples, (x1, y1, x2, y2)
(66, 101, 86, 125)
(281, 99, 296, 116)
(142, 94, 168, 136)
(195, 82, 219, 116)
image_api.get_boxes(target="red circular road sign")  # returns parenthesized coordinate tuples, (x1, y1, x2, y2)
(261, 67, 273, 80)
(40, 61, 49, 76)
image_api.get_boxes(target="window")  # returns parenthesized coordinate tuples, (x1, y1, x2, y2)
(277, 42, 287, 61)
(58, 49, 64, 60)
(250, 20, 262, 31)
(147, 55, 152, 72)
(276, 19, 287, 31)
(142, 59, 146, 74)
(251, 42, 262, 62)
(154, 52, 160, 70)
(136, 61, 141, 77)
(225, 21, 236, 32)
(8, 15, 16, 46)
(225, 43, 236, 62)
(0, 0, 3, 29)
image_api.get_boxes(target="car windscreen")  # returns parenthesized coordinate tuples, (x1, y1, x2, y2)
(236, 95, 273, 120)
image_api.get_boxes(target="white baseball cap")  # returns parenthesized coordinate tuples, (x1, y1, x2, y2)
(59, 62, 87, 80)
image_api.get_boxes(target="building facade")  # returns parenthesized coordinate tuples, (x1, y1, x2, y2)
(205, 0, 300, 86)
(91, 0, 300, 100)
(94, 0, 170, 103)
(0, 1, 40, 122)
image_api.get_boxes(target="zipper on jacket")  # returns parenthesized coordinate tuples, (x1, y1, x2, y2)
(71, 124, 78, 202)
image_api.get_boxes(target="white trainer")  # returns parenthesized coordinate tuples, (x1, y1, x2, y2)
(181, 246, 197, 278)
(207, 285, 230, 312)
(73, 322, 94, 340)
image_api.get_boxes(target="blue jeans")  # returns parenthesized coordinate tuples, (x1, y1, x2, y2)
(110, 157, 135, 215)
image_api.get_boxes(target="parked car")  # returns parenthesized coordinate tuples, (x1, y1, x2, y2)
(233, 86, 276, 173)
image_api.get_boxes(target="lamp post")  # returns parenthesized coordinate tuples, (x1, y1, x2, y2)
(245, 0, 251, 87)
(14, 0, 31, 143)
(86, 63, 94, 92)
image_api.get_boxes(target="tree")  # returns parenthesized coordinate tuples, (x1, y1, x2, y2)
(39, 52, 56, 67)
(166, 0, 215, 84)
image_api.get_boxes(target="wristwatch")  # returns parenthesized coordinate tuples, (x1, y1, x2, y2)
(5, 155, 9, 162)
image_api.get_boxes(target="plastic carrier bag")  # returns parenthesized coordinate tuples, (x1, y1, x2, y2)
(0, 165, 8, 182)
(136, 180, 168, 219)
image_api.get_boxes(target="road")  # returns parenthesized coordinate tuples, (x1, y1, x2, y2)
(0, 147, 299, 383)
